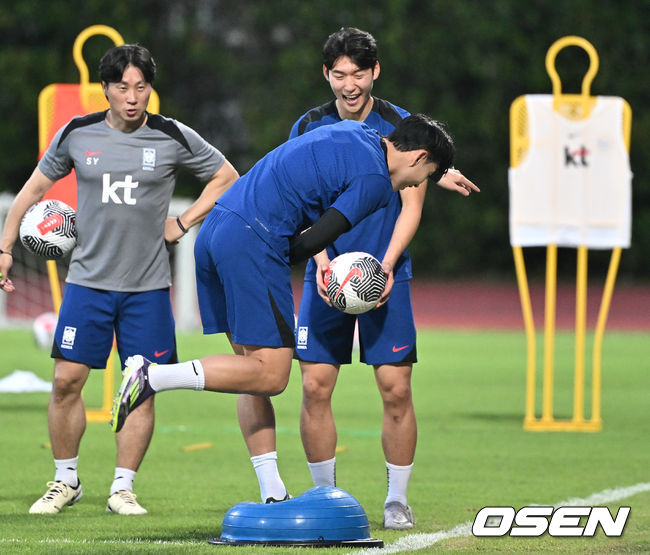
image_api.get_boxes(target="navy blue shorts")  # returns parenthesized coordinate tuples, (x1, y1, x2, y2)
(194, 206, 295, 348)
(295, 279, 417, 365)
(52, 283, 178, 369)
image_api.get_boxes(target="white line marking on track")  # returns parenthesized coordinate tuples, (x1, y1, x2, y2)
(352, 481, 650, 554)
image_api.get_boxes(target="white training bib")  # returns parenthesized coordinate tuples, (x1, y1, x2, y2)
(509, 95, 632, 248)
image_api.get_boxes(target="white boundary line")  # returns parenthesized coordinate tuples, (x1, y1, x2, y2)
(352, 481, 650, 554)
(1, 482, 648, 551)
(0, 538, 206, 547)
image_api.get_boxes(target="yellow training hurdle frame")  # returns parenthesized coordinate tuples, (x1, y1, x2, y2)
(38, 26, 159, 422)
(509, 36, 632, 432)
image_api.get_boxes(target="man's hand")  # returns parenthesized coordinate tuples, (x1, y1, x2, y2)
(315, 259, 332, 306)
(438, 168, 480, 196)
(375, 261, 394, 309)
(0, 253, 15, 292)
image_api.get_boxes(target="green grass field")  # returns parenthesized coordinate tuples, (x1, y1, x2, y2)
(0, 326, 648, 553)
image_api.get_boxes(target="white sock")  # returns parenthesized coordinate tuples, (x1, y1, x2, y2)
(307, 457, 336, 487)
(385, 461, 413, 506)
(148, 359, 205, 392)
(250, 451, 287, 502)
(54, 456, 79, 487)
(110, 467, 136, 494)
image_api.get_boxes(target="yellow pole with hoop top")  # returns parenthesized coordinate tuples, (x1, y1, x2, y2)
(510, 35, 631, 432)
(73, 25, 126, 113)
(73, 25, 125, 86)
(546, 35, 599, 119)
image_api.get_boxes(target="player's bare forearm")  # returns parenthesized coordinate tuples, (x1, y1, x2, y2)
(312, 250, 330, 269)
(1, 168, 54, 253)
(382, 182, 427, 269)
(0, 168, 54, 293)
(382, 216, 420, 270)
(178, 161, 239, 229)
(437, 168, 480, 196)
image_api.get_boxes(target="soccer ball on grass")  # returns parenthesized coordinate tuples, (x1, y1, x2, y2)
(324, 251, 387, 314)
(19, 199, 76, 259)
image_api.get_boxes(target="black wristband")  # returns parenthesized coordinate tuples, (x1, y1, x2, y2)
(176, 216, 188, 234)
(0, 249, 12, 257)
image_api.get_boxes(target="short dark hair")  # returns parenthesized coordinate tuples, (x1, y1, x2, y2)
(388, 114, 455, 183)
(99, 44, 156, 84)
(322, 27, 378, 71)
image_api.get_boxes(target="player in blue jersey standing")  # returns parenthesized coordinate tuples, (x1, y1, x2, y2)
(236, 27, 479, 527)
(0, 44, 239, 515)
(110, 114, 457, 508)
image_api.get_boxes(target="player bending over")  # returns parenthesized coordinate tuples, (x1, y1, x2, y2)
(110, 115, 455, 507)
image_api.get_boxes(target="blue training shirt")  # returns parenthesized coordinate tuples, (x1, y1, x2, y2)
(290, 98, 413, 282)
(217, 120, 394, 263)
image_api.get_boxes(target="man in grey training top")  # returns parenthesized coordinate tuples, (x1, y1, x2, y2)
(0, 44, 238, 515)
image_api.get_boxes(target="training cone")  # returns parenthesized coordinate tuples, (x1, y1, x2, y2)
(209, 486, 384, 547)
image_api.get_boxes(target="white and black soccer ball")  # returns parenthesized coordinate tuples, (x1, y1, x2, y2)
(19, 200, 76, 259)
(325, 251, 387, 314)
(32, 311, 57, 350)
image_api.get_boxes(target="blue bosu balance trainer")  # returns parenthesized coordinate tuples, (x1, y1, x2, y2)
(209, 486, 384, 548)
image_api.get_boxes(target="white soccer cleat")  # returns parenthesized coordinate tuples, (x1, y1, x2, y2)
(106, 490, 148, 515)
(383, 501, 415, 530)
(110, 355, 156, 433)
(29, 480, 83, 514)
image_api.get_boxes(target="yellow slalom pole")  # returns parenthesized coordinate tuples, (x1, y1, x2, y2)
(592, 248, 622, 425)
(542, 244, 557, 423)
(573, 246, 588, 423)
(513, 246, 537, 426)
(46, 260, 62, 313)
(85, 342, 116, 422)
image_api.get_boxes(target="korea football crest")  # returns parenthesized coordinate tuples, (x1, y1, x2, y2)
(61, 326, 77, 350)
(297, 326, 308, 349)
(142, 148, 156, 171)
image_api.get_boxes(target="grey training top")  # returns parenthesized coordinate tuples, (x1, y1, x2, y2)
(39, 111, 225, 292)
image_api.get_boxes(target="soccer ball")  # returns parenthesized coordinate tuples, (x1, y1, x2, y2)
(324, 251, 387, 314)
(19, 199, 76, 259)
(32, 311, 57, 350)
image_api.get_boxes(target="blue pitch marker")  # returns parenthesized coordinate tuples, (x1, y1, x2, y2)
(209, 486, 384, 548)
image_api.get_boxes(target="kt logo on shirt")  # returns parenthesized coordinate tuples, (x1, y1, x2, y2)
(102, 174, 139, 205)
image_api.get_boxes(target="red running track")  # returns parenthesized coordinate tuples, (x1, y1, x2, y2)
(7, 278, 649, 332)
(291, 280, 649, 331)
(408, 280, 650, 331)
